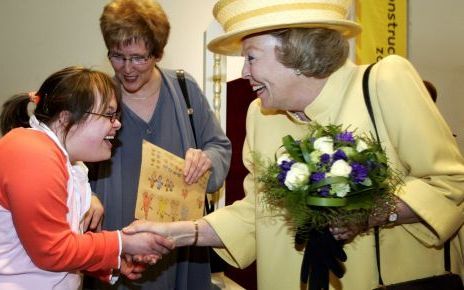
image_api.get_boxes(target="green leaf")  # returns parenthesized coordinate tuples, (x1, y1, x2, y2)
(299, 139, 312, 163)
(282, 135, 303, 162)
(309, 176, 348, 189)
(342, 193, 376, 210)
(307, 196, 347, 207)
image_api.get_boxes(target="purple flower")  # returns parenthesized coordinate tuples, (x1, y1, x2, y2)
(333, 149, 347, 161)
(318, 185, 330, 197)
(350, 162, 368, 183)
(277, 171, 287, 186)
(319, 153, 331, 164)
(278, 160, 295, 186)
(279, 160, 295, 171)
(311, 172, 326, 183)
(336, 131, 355, 144)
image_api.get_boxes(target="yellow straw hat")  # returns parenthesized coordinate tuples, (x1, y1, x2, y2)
(208, 0, 361, 56)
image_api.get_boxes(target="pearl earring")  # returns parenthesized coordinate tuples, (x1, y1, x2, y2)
(295, 69, 302, 76)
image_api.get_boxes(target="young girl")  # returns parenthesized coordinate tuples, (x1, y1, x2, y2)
(0, 66, 172, 290)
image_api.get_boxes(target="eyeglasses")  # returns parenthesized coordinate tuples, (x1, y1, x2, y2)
(107, 52, 152, 66)
(86, 111, 121, 123)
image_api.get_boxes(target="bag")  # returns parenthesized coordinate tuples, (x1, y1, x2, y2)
(372, 273, 464, 290)
(363, 64, 464, 290)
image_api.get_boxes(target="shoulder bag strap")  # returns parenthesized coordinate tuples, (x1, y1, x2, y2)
(176, 69, 215, 214)
(362, 63, 379, 141)
(176, 69, 198, 148)
(364, 64, 452, 287)
(445, 240, 451, 272)
(362, 63, 385, 286)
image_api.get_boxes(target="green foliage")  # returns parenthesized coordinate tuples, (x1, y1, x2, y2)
(255, 122, 403, 231)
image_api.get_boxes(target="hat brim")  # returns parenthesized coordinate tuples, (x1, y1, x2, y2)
(208, 19, 361, 56)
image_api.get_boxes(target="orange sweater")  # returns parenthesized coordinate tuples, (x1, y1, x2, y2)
(0, 128, 119, 278)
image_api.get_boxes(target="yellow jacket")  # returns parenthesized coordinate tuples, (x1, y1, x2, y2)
(204, 55, 464, 290)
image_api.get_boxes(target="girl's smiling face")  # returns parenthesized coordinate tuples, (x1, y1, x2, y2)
(64, 93, 121, 163)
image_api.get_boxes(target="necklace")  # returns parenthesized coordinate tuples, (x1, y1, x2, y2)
(124, 86, 161, 101)
(128, 95, 150, 100)
(121, 71, 162, 101)
(290, 111, 311, 122)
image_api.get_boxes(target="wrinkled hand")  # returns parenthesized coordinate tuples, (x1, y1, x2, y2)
(120, 255, 148, 280)
(184, 148, 212, 184)
(123, 221, 174, 264)
(83, 194, 104, 232)
(330, 223, 366, 241)
(130, 253, 161, 265)
(330, 215, 373, 241)
(123, 220, 170, 236)
(124, 220, 197, 248)
(121, 231, 174, 257)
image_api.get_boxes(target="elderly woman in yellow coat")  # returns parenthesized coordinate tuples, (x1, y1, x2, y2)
(125, 0, 464, 289)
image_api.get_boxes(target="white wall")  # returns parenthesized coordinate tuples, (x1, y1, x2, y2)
(408, 0, 464, 152)
(0, 0, 216, 97)
(1, 0, 463, 153)
(157, 0, 217, 86)
(0, 0, 112, 95)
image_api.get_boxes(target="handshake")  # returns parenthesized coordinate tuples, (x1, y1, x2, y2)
(119, 219, 199, 280)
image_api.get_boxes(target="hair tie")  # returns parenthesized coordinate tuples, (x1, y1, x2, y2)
(28, 91, 40, 105)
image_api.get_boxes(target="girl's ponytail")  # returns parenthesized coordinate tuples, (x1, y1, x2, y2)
(0, 93, 32, 135)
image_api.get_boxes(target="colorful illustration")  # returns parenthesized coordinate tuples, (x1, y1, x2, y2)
(141, 192, 154, 220)
(135, 140, 210, 222)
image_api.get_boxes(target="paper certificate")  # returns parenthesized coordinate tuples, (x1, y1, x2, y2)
(135, 140, 209, 222)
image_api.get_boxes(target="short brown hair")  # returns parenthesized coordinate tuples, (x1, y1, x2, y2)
(100, 0, 170, 59)
(270, 28, 349, 78)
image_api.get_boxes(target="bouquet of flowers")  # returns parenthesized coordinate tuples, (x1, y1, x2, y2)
(257, 122, 401, 231)
(255, 122, 402, 288)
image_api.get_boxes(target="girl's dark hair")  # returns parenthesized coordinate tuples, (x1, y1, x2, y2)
(0, 66, 120, 137)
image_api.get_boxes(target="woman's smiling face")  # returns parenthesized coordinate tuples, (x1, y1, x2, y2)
(109, 41, 156, 94)
(241, 34, 302, 111)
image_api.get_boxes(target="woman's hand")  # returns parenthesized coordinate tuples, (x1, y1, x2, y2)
(329, 223, 367, 241)
(123, 220, 170, 236)
(120, 255, 148, 280)
(83, 194, 104, 232)
(124, 219, 225, 248)
(123, 220, 192, 247)
(330, 197, 422, 241)
(184, 148, 212, 184)
(121, 230, 174, 257)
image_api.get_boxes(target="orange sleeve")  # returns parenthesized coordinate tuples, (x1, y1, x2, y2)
(0, 129, 119, 272)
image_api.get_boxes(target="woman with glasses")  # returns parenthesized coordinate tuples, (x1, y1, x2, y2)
(85, 1, 232, 290)
(0, 66, 174, 290)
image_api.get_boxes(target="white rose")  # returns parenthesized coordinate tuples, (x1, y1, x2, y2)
(331, 182, 351, 197)
(330, 159, 352, 177)
(356, 140, 368, 152)
(313, 136, 334, 154)
(284, 162, 310, 191)
(277, 153, 292, 165)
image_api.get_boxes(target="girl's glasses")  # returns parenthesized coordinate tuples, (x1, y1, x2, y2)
(86, 111, 121, 123)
